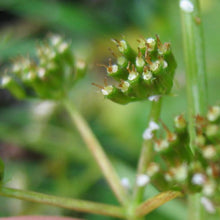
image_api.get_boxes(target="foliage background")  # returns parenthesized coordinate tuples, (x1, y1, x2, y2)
(0, 0, 219, 219)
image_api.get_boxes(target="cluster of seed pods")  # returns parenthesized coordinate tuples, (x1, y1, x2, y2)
(144, 106, 220, 209)
(96, 35, 177, 104)
(1, 35, 86, 100)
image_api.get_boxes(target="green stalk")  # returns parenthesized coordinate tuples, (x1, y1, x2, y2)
(0, 187, 125, 219)
(188, 193, 205, 220)
(132, 99, 162, 209)
(180, 0, 208, 219)
(180, 0, 207, 153)
(135, 191, 182, 217)
(63, 100, 128, 206)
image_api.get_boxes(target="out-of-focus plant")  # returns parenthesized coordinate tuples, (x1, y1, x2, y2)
(0, 0, 220, 220)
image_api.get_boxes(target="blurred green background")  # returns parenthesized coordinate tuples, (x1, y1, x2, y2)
(0, 0, 220, 219)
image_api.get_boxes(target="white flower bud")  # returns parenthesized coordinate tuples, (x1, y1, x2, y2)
(149, 121, 160, 131)
(180, 0, 194, 13)
(143, 128, 153, 140)
(136, 174, 150, 187)
(128, 70, 139, 81)
(207, 106, 220, 122)
(192, 173, 206, 185)
(101, 86, 113, 96)
(121, 177, 130, 190)
(148, 95, 160, 102)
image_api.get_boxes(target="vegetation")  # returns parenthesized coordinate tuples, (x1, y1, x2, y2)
(0, 0, 220, 219)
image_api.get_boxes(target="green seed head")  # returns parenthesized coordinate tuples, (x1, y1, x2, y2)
(96, 35, 177, 105)
(1, 34, 86, 100)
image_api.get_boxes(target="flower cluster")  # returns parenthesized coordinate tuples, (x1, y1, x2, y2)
(143, 106, 220, 212)
(96, 35, 177, 104)
(1, 35, 87, 100)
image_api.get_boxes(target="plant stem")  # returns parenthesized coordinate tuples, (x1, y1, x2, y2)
(180, 0, 207, 153)
(180, 0, 208, 219)
(0, 187, 126, 219)
(188, 193, 204, 220)
(135, 191, 182, 217)
(132, 99, 162, 205)
(63, 100, 128, 206)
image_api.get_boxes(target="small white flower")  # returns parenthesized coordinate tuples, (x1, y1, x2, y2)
(148, 95, 160, 102)
(118, 40, 127, 53)
(174, 163, 188, 182)
(38, 68, 46, 78)
(101, 86, 113, 96)
(150, 60, 161, 72)
(117, 56, 126, 66)
(121, 81, 130, 93)
(154, 140, 169, 152)
(143, 120, 159, 140)
(142, 71, 152, 81)
(203, 181, 216, 196)
(142, 128, 153, 140)
(147, 163, 160, 177)
(191, 173, 206, 185)
(146, 38, 156, 51)
(58, 42, 69, 53)
(202, 145, 216, 159)
(180, 0, 194, 13)
(207, 106, 220, 122)
(149, 121, 160, 131)
(201, 197, 216, 214)
(107, 65, 118, 74)
(136, 57, 145, 67)
(51, 35, 62, 46)
(146, 38, 155, 44)
(128, 71, 138, 81)
(136, 174, 150, 187)
(163, 61, 168, 69)
(121, 177, 130, 190)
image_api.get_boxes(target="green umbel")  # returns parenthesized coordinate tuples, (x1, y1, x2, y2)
(98, 35, 177, 104)
(1, 35, 87, 100)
